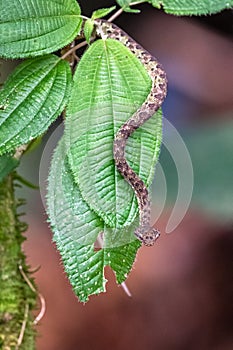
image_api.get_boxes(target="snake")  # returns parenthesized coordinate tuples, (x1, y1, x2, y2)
(94, 19, 167, 246)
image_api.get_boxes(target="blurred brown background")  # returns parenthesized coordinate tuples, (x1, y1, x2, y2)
(2, 1, 233, 349)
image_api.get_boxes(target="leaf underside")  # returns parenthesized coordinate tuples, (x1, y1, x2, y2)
(47, 139, 141, 302)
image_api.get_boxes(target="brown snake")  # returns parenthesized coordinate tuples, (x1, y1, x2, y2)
(95, 19, 167, 246)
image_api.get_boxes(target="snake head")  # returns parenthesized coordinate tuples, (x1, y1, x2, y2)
(135, 227, 160, 247)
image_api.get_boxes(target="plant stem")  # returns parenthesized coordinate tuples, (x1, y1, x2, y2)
(108, 1, 146, 22)
(62, 1, 147, 61)
(61, 40, 88, 60)
(0, 174, 36, 349)
(108, 7, 124, 22)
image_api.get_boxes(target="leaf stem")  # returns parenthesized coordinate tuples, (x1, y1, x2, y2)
(62, 2, 146, 60)
(14, 174, 39, 189)
(108, 7, 124, 22)
(61, 40, 88, 60)
(108, 1, 147, 22)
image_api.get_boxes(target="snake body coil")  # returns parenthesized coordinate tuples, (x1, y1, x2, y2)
(95, 19, 167, 246)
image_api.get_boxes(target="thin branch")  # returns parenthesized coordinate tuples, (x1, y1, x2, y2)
(16, 303, 29, 350)
(108, 1, 146, 22)
(120, 281, 132, 297)
(19, 265, 36, 292)
(28, 265, 41, 274)
(108, 7, 124, 22)
(61, 40, 88, 60)
(33, 293, 46, 325)
(62, 2, 146, 60)
(73, 52, 80, 63)
(19, 265, 46, 325)
(14, 174, 39, 189)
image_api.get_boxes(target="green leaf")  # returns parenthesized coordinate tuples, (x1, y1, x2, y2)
(83, 5, 118, 43)
(66, 38, 162, 228)
(123, 8, 141, 13)
(47, 140, 105, 302)
(55, 237, 106, 303)
(47, 138, 103, 247)
(47, 138, 139, 248)
(0, 55, 72, 156)
(161, 0, 233, 15)
(84, 19, 95, 45)
(91, 6, 117, 19)
(0, 0, 82, 58)
(47, 138, 106, 302)
(147, 0, 161, 8)
(47, 138, 141, 302)
(104, 236, 141, 284)
(0, 155, 19, 182)
(116, 0, 233, 15)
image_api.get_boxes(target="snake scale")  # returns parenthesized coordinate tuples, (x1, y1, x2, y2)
(95, 19, 167, 246)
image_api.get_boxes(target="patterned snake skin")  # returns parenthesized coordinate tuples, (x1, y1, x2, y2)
(95, 19, 167, 246)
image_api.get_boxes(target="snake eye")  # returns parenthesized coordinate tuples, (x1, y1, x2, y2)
(141, 228, 160, 247)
